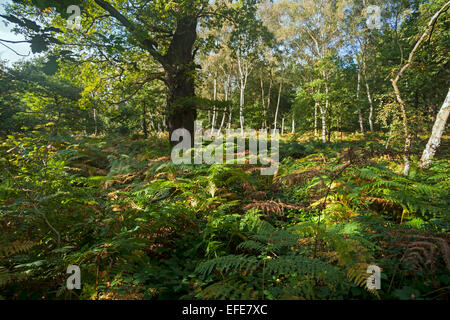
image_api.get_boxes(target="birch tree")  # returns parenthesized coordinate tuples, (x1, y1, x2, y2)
(391, 0, 450, 175)
(419, 89, 450, 169)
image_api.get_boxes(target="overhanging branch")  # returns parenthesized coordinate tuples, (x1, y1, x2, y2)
(93, 0, 164, 64)
(111, 72, 166, 105)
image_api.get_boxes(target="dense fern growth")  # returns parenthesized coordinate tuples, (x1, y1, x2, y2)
(0, 241, 36, 296)
(0, 132, 448, 300)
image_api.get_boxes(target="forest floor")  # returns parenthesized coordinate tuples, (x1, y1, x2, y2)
(0, 131, 449, 300)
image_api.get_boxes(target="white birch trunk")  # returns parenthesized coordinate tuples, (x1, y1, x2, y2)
(237, 54, 249, 136)
(260, 69, 266, 129)
(314, 102, 318, 137)
(267, 69, 272, 126)
(362, 59, 374, 132)
(211, 75, 217, 135)
(322, 82, 329, 143)
(391, 1, 450, 175)
(273, 74, 283, 132)
(291, 116, 295, 134)
(321, 106, 327, 143)
(419, 89, 450, 169)
(357, 68, 365, 136)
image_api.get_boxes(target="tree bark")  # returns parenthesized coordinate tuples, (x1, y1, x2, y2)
(227, 75, 234, 129)
(142, 104, 148, 138)
(211, 73, 217, 135)
(291, 115, 295, 134)
(237, 54, 249, 136)
(385, 116, 395, 150)
(314, 102, 318, 137)
(164, 15, 198, 145)
(362, 58, 374, 132)
(267, 68, 273, 126)
(93, 107, 98, 136)
(274, 72, 284, 132)
(357, 68, 365, 136)
(391, 1, 450, 175)
(148, 111, 155, 133)
(321, 105, 327, 143)
(321, 82, 329, 143)
(219, 75, 230, 133)
(419, 88, 450, 169)
(260, 68, 266, 129)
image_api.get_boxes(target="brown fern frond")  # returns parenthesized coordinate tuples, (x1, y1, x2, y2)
(384, 229, 450, 275)
(402, 235, 450, 273)
(243, 199, 302, 215)
(276, 169, 322, 187)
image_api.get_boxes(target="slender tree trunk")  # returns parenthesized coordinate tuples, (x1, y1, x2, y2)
(218, 75, 230, 133)
(273, 73, 284, 132)
(357, 68, 365, 136)
(392, 81, 412, 176)
(281, 117, 285, 135)
(218, 112, 226, 133)
(322, 82, 329, 143)
(93, 107, 98, 136)
(239, 83, 245, 135)
(148, 111, 155, 133)
(211, 74, 217, 135)
(142, 104, 148, 138)
(419, 89, 450, 168)
(385, 114, 397, 149)
(362, 59, 374, 132)
(338, 116, 343, 141)
(367, 85, 374, 132)
(237, 55, 249, 136)
(291, 115, 295, 134)
(228, 105, 233, 129)
(314, 102, 318, 137)
(321, 106, 327, 143)
(228, 77, 234, 129)
(327, 106, 332, 142)
(267, 68, 273, 126)
(260, 68, 267, 129)
(391, 1, 450, 175)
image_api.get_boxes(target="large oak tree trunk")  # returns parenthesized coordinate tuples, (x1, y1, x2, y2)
(165, 68, 197, 145)
(164, 16, 198, 145)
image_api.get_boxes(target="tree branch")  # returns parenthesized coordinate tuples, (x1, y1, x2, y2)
(93, 0, 164, 63)
(0, 40, 30, 57)
(111, 72, 166, 105)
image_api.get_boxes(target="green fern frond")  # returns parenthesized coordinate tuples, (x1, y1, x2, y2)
(196, 254, 259, 278)
(0, 240, 36, 258)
